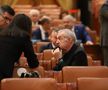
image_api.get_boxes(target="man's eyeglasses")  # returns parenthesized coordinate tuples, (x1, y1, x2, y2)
(0, 13, 11, 23)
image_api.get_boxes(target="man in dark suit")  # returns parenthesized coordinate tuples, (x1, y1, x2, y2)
(53, 29, 88, 71)
(99, 0, 108, 66)
(32, 18, 51, 41)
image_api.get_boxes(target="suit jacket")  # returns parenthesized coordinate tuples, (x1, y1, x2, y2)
(53, 43, 88, 71)
(100, 4, 108, 46)
(0, 36, 39, 80)
(32, 28, 42, 40)
(32, 28, 49, 42)
(74, 24, 92, 43)
(39, 43, 54, 53)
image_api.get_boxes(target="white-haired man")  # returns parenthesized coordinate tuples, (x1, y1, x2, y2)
(53, 29, 88, 71)
(29, 9, 40, 30)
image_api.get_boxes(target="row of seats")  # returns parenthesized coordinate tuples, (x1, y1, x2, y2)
(20, 43, 102, 70)
(18, 55, 101, 71)
(13, 66, 108, 83)
(33, 42, 103, 62)
(33, 41, 50, 53)
(1, 77, 108, 90)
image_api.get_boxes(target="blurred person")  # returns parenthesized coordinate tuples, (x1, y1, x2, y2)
(99, 0, 108, 66)
(0, 5, 15, 30)
(0, 14, 39, 81)
(32, 17, 51, 41)
(59, 10, 69, 19)
(29, 9, 40, 31)
(53, 29, 88, 71)
(39, 29, 58, 53)
(63, 15, 93, 45)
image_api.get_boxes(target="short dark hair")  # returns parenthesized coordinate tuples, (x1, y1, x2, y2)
(39, 18, 50, 25)
(0, 5, 15, 16)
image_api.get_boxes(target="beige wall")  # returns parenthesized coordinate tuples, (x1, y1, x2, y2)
(16, 0, 58, 5)
(16, 0, 34, 5)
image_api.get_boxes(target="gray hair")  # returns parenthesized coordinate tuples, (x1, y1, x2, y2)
(58, 29, 77, 42)
(29, 9, 40, 16)
(63, 15, 76, 22)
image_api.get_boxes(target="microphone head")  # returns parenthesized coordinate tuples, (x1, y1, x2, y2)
(17, 68, 27, 77)
(17, 68, 41, 78)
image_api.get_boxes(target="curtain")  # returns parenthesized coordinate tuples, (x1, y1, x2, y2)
(91, 0, 105, 18)
(56, 0, 76, 10)
(0, 0, 18, 6)
(91, 0, 105, 36)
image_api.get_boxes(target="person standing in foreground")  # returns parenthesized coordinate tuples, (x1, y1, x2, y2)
(53, 29, 88, 71)
(99, 0, 108, 66)
(0, 14, 39, 80)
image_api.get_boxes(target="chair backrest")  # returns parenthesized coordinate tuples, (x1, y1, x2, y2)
(83, 44, 103, 60)
(83, 44, 103, 65)
(57, 83, 77, 90)
(44, 71, 62, 83)
(87, 55, 93, 66)
(43, 49, 54, 60)
(62, 66, 108, 83)
(87, 55, 101, 66)
(1, 78, 57, 90)
(39, 60, 52, 70)
(36, 53, 43, 60)
(34, 42, 50, 53)
(77, 77, 108, 90)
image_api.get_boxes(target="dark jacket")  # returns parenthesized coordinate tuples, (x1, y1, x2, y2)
(32, 28, 49, 42)
(53, 44, 88, 71)
(100, 4, 108, 47)
(0, 36, 39, 80)
(32, 28, 42, 40)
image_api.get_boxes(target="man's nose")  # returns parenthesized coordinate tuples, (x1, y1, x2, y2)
(56, 39, 59, 45)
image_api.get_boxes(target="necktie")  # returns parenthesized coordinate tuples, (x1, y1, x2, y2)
(45, 32, 49, 40)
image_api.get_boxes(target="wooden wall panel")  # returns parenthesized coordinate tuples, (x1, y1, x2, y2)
(16, 0, 58, 5)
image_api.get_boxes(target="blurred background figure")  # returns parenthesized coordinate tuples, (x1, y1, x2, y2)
(99, 0, 108, 66)
(32, 17, 51, 41)
(29, 9, 40, 31)
(59, 10, 69, 19)
(62, 15, 93, 45)
(39, 29, 58, 53)
(0, 5, 15, 30)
